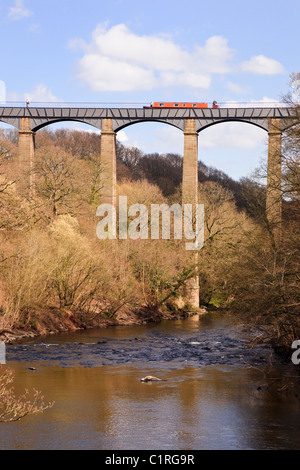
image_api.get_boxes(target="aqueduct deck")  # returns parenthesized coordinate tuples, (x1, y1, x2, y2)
(0, 105, 295, 132)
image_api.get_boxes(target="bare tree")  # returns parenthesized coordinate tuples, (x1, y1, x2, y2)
(34, 146, 81, 217)
(0, 367, 53, 422)
(87, 154, 104, 205)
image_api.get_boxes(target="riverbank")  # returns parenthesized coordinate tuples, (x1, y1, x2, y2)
(0, 305, 207, 344)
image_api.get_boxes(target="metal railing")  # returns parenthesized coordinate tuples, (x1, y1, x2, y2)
(0, 101, 289, 109)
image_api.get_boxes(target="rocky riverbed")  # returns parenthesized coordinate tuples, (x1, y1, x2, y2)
(6, 313, 276, 370)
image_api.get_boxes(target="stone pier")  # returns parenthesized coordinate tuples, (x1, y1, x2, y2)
(18, 117, 35, 193)
(182, 119, 199, 205)
(100, 119, 117, 207)
(182, 119, 200, 309)
(266, 118, 282, 238)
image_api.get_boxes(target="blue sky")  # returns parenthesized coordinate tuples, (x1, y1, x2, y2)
(0, 0, 298, 180)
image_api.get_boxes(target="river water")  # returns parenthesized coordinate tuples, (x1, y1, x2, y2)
(1, 312, 300, 450)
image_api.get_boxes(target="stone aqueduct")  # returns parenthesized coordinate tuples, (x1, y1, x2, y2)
(0, 104, 296, 307)
(0, 104, 295, 217)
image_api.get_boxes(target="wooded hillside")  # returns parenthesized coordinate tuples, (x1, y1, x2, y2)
(0, 113, 299, 357)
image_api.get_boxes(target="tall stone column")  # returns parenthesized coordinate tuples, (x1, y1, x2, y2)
(182, 119, 198, 205)
(18, 117, 35, 194)
(266, 118, 282, 238)
(100, 118, 117, 207)
(182, 119, 199, 309)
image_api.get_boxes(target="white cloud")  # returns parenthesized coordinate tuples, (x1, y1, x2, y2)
(70, 24, 234, 92)
(91, 24, 189, 72)
(72, 126, 100, 134)
(194, 36, 235, 74)
(0, 80, 6, 102)
(25, 84, 59, 103)
(253, 96, 283, 106)
(160, 71, 211, 89)
(76, 54, 158, 92)
(117, 130, 129, 143)
(199, 122, 266, 150)
(69, 24, 285, 96)
(150, 126, 183, 154)
(241, 54, 285, 75)
(224, 97, 284, 108)
(8, 0, 32, 21)
(119, 123, 182, 155)
(29, 23, 41, 34)
(226, 81, 250, 95)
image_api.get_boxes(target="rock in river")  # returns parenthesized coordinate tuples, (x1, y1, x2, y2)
(140, 375, 164, 382)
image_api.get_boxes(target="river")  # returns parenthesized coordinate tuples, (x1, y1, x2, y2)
(1, 312, 300, 450)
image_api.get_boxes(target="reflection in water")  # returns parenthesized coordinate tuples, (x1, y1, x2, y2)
(1, 314, 300, 450)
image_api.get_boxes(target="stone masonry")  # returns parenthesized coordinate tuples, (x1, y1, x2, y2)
(266, 118, 282, 238)
(18, 117, 35, 194)
(100, 118, 117, 207)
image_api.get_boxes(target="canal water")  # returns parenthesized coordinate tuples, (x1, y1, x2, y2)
(1, 312, 300, 450)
